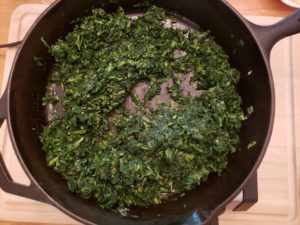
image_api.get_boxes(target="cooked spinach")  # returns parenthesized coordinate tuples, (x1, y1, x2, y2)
(247, 141, 257, 150)
(40, 5, 246, 214)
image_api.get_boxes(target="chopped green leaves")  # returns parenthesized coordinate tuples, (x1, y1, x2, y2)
(247, 141, 257, 150)
(247, 106, 254, 115)
(40, 5, 247, 214)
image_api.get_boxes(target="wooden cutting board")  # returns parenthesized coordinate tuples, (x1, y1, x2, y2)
(0, 4, 299, 225)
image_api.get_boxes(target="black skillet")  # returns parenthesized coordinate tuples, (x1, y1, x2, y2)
(0, 1, 300, 225)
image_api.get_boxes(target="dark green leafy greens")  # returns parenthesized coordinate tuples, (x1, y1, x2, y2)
(40, 5, 246, 214)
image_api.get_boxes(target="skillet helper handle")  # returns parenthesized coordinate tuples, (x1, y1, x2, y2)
(0, 88, 50, 204)
(246, 9, 300, 57)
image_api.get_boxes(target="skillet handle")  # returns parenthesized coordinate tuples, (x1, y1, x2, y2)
(245, 9, 300, 58)
(0, 88, 51, 204)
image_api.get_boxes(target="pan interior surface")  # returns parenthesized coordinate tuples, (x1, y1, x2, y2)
(8, 0, 273, 224)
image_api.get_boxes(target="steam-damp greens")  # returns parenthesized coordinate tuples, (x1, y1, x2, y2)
(40, 5, 247, 214)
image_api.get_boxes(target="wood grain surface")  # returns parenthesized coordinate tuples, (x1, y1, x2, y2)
(0, 0, 297, 225)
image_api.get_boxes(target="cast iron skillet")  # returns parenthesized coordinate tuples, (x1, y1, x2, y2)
(0, 1, 300, 225)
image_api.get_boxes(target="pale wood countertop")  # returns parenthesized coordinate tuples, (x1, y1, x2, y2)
(0, 1, 297, 225)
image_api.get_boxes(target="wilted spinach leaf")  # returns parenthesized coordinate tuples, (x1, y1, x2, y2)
(40, 5, 246, 214)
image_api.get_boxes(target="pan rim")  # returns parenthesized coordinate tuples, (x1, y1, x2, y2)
(6, 0, 276, 224)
